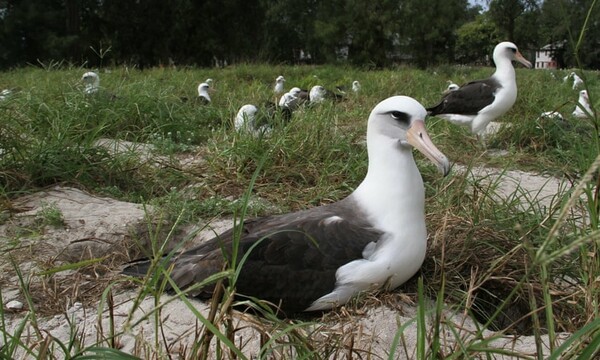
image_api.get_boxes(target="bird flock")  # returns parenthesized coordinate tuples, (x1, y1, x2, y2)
(69, 41, 597, 314)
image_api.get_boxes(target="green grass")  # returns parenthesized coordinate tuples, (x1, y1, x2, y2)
(0, 61, 599, 359)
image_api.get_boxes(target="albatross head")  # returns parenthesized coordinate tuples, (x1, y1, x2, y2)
(493, 42, 532, 68)
(81, 71, 100, 94)
(197, 82, 211, 101)
(368, 96, 450, 176)
(309, 85, 326, 103)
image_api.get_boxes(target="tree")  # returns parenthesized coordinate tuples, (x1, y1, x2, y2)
(397, 0, 475, 67)
(487, 0, 540, 42)
(538, 0, 599, 68)
(0, 0, 77, 67)
(455, 14, 502, 64)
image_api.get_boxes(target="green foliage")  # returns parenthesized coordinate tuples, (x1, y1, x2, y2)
(456, 15, 503, 64)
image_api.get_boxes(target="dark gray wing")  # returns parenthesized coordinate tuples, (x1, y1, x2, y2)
(427, 78, 500, 115)
(124, 200, 382, 313)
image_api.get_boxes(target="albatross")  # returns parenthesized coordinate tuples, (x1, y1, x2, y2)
(445, 80, 459, 93)
(573, 90, 594, 119)
(123, 96, 450, 313)
(235, 102, 293, 136)
(197, 82, 211, 103)
(81, 71, 100, 95)
(427, 42, 532, 135)
(274, 75, 286, 95)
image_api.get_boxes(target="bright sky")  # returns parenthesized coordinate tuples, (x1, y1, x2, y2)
(469, 0, 489, 11)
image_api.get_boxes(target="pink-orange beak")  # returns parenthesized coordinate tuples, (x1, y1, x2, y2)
(515, 51, 532, 69)
(407, 120, 451, 176)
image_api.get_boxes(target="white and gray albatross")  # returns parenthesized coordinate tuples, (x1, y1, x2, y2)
(427, 42, 532, 135)
(123, 96, 450, 313)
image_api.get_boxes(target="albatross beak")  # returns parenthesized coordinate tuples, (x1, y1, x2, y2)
(407, 120, 451, 176)
(515, 51, 532, 69)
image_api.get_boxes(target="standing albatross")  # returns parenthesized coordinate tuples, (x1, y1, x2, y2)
(123, 96, 450, 313)
(427, 42, 532, 135)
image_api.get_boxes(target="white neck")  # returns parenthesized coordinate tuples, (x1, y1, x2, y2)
(352, 131, 425, 233)
(493, 56, 516, 84)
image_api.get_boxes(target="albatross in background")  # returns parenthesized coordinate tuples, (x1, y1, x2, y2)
(573, 90, 594, 119)
(235, 102, 293, 136)
(426, 42, 532, 135)
(123, 95, 450, 313)
(274, 75, 286, 95)
(234, 104, 267, 136)
(563, 72, 584, 90)
(309, 85, 327, 104)
(81, 71, 100, 95)
(445, 80, 459, 93)
(197, 82, 211, 104)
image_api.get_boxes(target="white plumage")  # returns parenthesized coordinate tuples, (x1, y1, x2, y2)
(274, 75, 285, 94)
(564, 72, 584, 90)
(81, 71, 100, 94)
(309, 85, 326, 104)
(197, 82, 211, 103)
(573, 90, 594, 118)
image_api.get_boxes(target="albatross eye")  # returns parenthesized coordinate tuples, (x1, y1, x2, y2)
(390, 111, 410, 125)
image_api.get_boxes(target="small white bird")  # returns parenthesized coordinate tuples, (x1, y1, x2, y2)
(197, 82, 211, 103)
(352, 80, 361, 93)
(563, 72, 584, 90)
(573, 90, 594, 118)
(234, 104, 270, 136)
(81, 71, 100, 94)
(274, 75, 286, 95)
(205, 78, 214, 86)
(571, 72, 584, 90)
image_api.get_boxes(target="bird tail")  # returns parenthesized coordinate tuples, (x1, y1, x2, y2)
(122, 258, 154, 277)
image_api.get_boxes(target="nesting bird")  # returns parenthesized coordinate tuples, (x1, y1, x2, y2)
(572, 90, 594, 119)
(234, 104, 268, 136)
(274, 75, 286, 95)
(352, 80, 361, 93)
(309, 85, 327, 104)
(427, 42, 532, 136)
(197, 82, 211, 104)
(445, 80, 459, 93)
(81, 71, 100, 95)
(235, 102, 292, 136)
(0, 89, 12, 101)
(123, 96, 450, 313)
(538, 111, 564, 121)
(564, 72, 584, 90)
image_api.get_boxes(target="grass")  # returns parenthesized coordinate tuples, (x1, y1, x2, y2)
(0, 56, 599, 358)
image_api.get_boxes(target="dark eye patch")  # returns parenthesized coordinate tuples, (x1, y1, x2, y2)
(390, 111, 410, 125)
